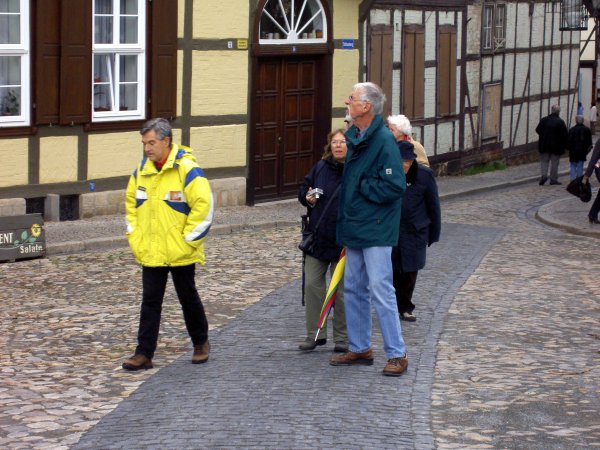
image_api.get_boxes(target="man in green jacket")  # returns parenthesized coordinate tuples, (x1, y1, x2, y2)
(329, 82, 409, 376)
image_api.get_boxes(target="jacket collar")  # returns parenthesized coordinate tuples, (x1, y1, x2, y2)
(141, 144, 181, 175)
(346, 115, 384, 146)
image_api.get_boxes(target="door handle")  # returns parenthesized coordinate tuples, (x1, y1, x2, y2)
(277, 136, 282, 143)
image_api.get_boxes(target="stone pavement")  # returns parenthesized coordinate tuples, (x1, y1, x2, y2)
(1, 160, 599, 449)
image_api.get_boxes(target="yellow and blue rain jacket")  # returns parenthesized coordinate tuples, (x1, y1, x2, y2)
(125, 144, 214, 267)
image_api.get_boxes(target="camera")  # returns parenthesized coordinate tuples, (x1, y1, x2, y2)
(308, 188, 324, 199)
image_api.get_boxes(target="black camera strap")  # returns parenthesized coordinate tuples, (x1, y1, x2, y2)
(309, 184, 341, 234)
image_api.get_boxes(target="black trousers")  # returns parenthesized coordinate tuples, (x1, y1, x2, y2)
(136, 265, 208, 358)
(392, 270, 418, 315)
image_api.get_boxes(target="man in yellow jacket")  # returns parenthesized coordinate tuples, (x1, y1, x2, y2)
(122, 118, 214, 371)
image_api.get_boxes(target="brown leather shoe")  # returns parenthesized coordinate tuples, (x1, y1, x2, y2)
(382, 355, 408, 376)
(329, 348, 373, 366)
(192, 341, 210, 364)
(122, 354, 153, 371)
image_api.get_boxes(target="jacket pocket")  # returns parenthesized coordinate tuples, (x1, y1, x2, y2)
(127, 228, 145, 262)
(166, 225, 196, 263)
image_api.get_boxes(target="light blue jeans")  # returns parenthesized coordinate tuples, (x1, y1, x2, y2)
(344, 246, 406, 359)
(570, 161, 584, 180)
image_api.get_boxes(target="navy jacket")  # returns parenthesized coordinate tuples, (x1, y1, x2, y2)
(336, 115, 406, 248)
(392, 162, 441, 273)
(566, 123, 592, 162)
(298, 156, 344, 262)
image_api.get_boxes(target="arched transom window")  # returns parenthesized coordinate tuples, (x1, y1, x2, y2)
(259, 0, 326, 44)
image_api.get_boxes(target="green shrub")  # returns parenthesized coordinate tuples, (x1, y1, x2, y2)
(463, 160, 507, 176)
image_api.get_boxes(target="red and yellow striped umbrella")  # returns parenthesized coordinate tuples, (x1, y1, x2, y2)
(315, 247, 346, 341)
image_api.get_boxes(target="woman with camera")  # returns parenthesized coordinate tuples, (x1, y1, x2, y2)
(297, 129, 348, 352)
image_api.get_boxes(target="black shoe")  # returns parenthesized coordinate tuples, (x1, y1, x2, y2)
(589, 217, 600, 224)
(334, 344, 348, 353)
(539, 176, 548, 185)
(549, 180, 562, 185)
(400, 312, 417, 322)
(298, 338, 326, 351)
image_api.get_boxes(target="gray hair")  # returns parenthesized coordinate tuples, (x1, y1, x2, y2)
(576, 115, 584, 124)
(140, 118, 173, 144)
(354, 82, 386, 115)
(387, 114, 412, 136)
(551, 104, 560, 114)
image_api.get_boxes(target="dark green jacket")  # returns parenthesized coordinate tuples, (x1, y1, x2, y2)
(336, 115, 406, 248)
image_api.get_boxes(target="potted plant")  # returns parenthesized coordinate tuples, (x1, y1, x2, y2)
(1, 89, 19, 116)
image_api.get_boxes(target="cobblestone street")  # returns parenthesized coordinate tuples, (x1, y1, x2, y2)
(0, 177, 599, 449)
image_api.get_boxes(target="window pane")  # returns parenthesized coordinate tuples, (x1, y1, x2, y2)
(0, 55, 20, 85)
(0, 0, 20, 13)
(0, 86, 20, 116)
(0, 55, 21, 116)
(121, 0, 137, 14)
(95, 0, 112, 15)
(120, 16, 138, 43)
(119, 55, 137, 82)
(95, 16, 113, 43)
(0, 14, 20, 45)
(119, 83, 137, 111)
(93, 54, 115, 111)
(94, 84, 112, 111)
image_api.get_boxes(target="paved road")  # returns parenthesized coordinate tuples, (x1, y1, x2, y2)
(1, 169, 599, 449)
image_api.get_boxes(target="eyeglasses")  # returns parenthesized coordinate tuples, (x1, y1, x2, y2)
(331, 139, 346, 145)
(348, 95, 366, 103)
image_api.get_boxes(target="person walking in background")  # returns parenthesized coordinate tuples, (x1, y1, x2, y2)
(387, 114, 430, 167)
(590, 103, 597, 135)
(122, 118, 213, 371)
(297, 129, 348, 353)
(329, 82, 409, 377)
(583, 140, 600, 224)
(566, 115, 592, 181)
(535, 104, 568, 186)
(390, 129, 441, 322)
(577, 101, 584, 116)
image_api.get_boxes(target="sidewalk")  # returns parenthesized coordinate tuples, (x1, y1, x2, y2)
(43, 161, 600, 256)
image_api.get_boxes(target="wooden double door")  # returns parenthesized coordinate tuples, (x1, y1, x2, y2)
(251, 55, 330, 203)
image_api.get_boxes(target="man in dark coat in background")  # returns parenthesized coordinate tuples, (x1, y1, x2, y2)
(535, 104, 568, 185)
(566, 115, 592, 181)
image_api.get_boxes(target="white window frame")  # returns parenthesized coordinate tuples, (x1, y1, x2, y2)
(92, 0, 146, 122)
(482, 3, 506, 53)
(259, 0, 327, 45)
(0, 0, 30, 128)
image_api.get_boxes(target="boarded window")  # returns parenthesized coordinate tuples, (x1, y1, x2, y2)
(369, 25, 393, 119)
(482, 83, 501, 140)
(402, 27, 424, 119)
(438, 26, 457, 116)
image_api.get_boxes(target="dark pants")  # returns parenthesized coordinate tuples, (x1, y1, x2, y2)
(392, 270, 418, 315)
(136, 265, 208, 358)
(589, 167, 600, 220)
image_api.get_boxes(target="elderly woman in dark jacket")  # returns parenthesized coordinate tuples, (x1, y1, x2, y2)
(390, 116, 441, 322)
(297, 129, 347, 352)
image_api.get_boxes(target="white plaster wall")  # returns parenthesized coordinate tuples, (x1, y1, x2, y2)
(503, 55, 514, 99)
(424, 125, 435, 156)
(425, 14, 436, 60)
(505, 3, 516, 49)
(513, 53, 530, 99)
(456, 13, 462, 60)
(480, 58, 492, 85)
(529, 101, 541, 143)
(551, 49, 561, 94)
(493, 54, 503, 81)
(437, 122, 455, 155)
(404, 10, 422, 25)
(501, 106, 512, 148)
(424, 67, 436, 118)
(529, 52, 543, 97)
(438, 11, 454, 26)
(393, 11, 402, 61)
(530, 4, 545, 48)
(515, 3, 530, 49)
(370, 9, 390, 26)
(513, 103, 529, 146)
(466, 5, 481, 55)
(466, 60, 480, 107)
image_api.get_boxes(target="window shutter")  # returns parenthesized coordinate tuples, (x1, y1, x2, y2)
(402, 27, 424, 119)
(34, 0, 61, 125)
(59, 0, 92, 125)
(438, 28, 457, 116)
(150, 0, 178, 119)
